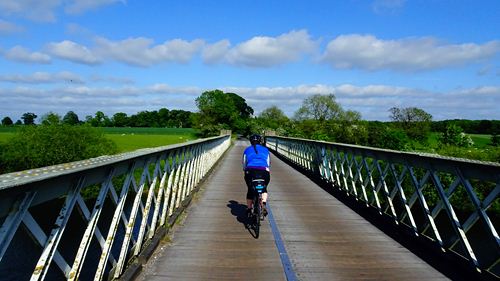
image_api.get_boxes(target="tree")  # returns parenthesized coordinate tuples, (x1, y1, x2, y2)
(294, 94, 343, 122)
(167, 110, 192, 128)
(292, 93, 362, 143)
(129, 111, 159, 127)
(63, 111, 80, 125)
(88, 111, 111, 127)
(15, 120, 22, 125)
(112, 112, 129, 127)
(1, 116, 13, 126)
(389, 107, 432, 141)
(491, 133, 500, 147)
(21, 112, 37, 125)
(41, 112, 62, 125)
(227, 92, 254, 118)
(158, 108, 170, 127)
(258, 106, 290, 131)
(195, 89, 253, 135)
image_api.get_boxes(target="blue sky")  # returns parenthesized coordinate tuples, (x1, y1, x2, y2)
(0, 0, 499, 121)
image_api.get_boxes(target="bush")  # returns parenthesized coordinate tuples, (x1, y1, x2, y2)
(440, 124, 473, 147)
(0, 124, 118, 174)
(491, 134, 500, 147)
(367, 123, 410, 151)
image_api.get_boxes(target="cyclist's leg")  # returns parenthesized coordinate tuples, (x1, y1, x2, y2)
(245, 170, 255, 215)
(244, 170, 254, 210)
(262, 170, 270, 204)
(262, 171, 270, 216)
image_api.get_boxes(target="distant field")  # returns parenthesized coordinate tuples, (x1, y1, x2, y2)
(102, 127, 198, 152)
(0, 127, 198, 152)
(0, 133, 14, 144)
(101, 127, 197, 135)
(428, 132, 492, 148)
(468, 134, 492, 148)
(108, 134, 197, 152)
(0, 127, 18, 133)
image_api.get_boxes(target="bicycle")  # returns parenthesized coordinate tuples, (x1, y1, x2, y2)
(248, 178, 266, 238)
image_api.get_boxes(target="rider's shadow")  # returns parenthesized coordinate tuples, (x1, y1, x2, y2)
(227, 200, 248, 225)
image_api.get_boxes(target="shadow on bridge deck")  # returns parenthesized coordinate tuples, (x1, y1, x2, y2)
(136, 141, 449, 280)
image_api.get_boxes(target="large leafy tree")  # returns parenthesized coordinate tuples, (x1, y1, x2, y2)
(21, 112, 37, 125)
(167, 109, 192, 128)
(158, 108, 170, 127)
(87, 111, 112, 127)
(227, 92, 254, 118)
(112, 112, 129, 127)
(294, 94, 343, 122)
(41, 112, 62, 125)
(258, 106, 290, 133)
(293, 93, 363, 143)
(389, 107, 432, 141)
(1, 116, 13, 126)
(63, 111, 80, 125)
(129, 110, 159, 127)
(195, 89, 253, 135)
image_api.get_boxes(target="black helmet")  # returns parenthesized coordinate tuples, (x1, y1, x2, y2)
(249, 134, 262, 145)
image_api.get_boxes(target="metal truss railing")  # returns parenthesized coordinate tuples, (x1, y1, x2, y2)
(266, 136, 500, 278)
(0, 135, 231, 281)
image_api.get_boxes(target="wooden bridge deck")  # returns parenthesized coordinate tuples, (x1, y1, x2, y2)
(137, 141, 449, 280)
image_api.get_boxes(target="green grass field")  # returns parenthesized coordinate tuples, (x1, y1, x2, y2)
(427, 132, 492, 148)
(107, 134, 196, 152)
(101, 127, 197, 135)
(0, 133, 14, 144)
(468, 134, 492, 148)
(102, 127, 198, 152)
(0, 127, 198, 152)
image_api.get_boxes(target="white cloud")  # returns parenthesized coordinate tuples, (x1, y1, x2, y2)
(147, 84, 201, 95)
(221, 84, 500, 120)
(95, 37, 204, 66)
(0, 19, 23, 33)
(65, 0, 125, 15)
(3, 46, 51, 64)
(0, 0, 61, 22)
(0, 71, 83, 84)
(202, 40, 231, 64)
(0, 0, 124, 22)
(89, 74, 134, 84)
(46, 40, 100, 65)
(0, 83, 499, 121)
(204, 29, 318, 67)
(322, 34, 500, 71)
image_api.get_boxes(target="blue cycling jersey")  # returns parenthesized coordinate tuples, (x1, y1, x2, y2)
(242, 144, 270, 171)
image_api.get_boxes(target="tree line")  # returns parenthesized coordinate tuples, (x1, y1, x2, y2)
(1, 108, 194, 128)
(189, 90, 499, 162)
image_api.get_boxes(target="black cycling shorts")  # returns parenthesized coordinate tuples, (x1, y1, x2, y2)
(245, 169, 270, 200)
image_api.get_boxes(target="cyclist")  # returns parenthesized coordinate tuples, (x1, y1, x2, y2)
(242, 134, 270, 218)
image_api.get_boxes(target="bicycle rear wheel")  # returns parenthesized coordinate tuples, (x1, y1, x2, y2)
(253, 197, 261, 238)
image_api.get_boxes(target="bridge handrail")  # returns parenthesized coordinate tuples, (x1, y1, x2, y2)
(266, 136, 500, 279)
(0, 134, 231, 280)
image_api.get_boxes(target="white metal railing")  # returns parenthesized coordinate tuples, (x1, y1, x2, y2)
(266, 136, 500, 279)
(0, 135, 231, 280)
